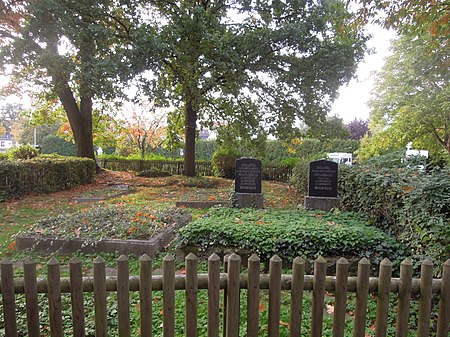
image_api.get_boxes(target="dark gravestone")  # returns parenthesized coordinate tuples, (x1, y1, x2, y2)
(235, 158, 262, 194)
(308, 160, 338, 197)
(305, 160, 340, 211)
(235, 158, 263, 208)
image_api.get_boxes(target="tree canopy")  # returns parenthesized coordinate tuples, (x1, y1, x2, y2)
(0, 0, 135, 159)
(132, 0, 368, 175)
(360, 31, 449, 160)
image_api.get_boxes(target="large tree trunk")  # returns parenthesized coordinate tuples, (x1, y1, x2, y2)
(184, 98, 197, 177)
(56, 81, 95, 160)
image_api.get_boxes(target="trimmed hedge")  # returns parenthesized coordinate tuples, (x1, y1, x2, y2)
(0, 156, 96, 201)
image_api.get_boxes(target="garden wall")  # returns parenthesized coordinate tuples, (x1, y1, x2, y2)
(0, 157, 96, 201)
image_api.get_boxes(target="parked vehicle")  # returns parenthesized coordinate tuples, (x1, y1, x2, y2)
(327, 152, 352, 165)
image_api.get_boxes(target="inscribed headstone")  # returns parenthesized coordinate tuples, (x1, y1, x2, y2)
(235, 158, 262, 194)
(308, 160, 338, 198)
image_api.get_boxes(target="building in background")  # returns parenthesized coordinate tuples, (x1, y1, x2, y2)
(0, 133, 17, 152)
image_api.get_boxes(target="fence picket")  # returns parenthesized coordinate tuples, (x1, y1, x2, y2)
(139, 254, 153, 337)
(47, 257, 63, 337)
(23, 257, 40, 337)
(247, 254, 260, 337)
(208, 254, 221, 337)
(353, 258, 370, 337)
(436, 259, 450, 337)
(1, 259, 18, 337)
(222, 254, 230, 337)
(395, 259, 413, 337)
(163, 254, 176, 337)
(333, 258, 349, 337)
(417, 260, 433, 337)
(94, 256, 107, 337)
(117, 255, 131, 337)
(375, 258, 393, 337)
(186, 253, 198, 337)
(289, 257, 305, 337)
(69, 257, 85, 337)
(226, 253, 241, 337)
(268, 255, 282, 337)
(311, 256, 327, 337)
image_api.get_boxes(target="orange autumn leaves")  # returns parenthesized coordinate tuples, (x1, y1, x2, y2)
(127, 211, 156, 234)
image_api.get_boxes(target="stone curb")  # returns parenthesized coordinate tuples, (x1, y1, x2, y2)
(16, 227, 176, 257)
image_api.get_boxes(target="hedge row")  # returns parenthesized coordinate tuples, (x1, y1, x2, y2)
(0, 156, 96, 201)
(338, 165, 450, 271)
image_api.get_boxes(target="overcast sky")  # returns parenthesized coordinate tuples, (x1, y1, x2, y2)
(331, 24, 397, 123)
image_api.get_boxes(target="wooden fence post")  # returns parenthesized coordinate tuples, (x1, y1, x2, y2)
(247, 254, 260, 337)
(268, 255, 282, 337)
(333, 258, 349, 337)
(23, 257, 40, 337)
(353, 258, 370, 337)
(222, 254, 230, 337)
(94, 256, 107, 337)
(311, 256, 327, 337)
(1, 259, 18, 337)
(290, 257, 305, 337)
(139, 254, 153, 337)
(417, 260, 433, 337)
(47, 257, 63, 337)
(163, 254, 175, 337)
(208, 254, 221, 337)
(226, 253, 241, 337)
(375, 258, 392, 337)
(437, 259, 450, 337)
(117, 255, 131, 337)
(186, 253, 198, 337)
(69, 257, 85, 337)
(395, 258, 413, 337)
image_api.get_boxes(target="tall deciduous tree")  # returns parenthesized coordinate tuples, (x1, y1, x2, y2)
(134, 0, 368, 176)
(0, 0, 134, 159)
(364, 32, 450, 158)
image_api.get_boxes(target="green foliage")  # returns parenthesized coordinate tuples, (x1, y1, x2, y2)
(211, 147, 240, 179)
(339, 162, 450, 271)
(0, 153, 8, 161)
(7, 144, 39, 160)
(195, 140, 217, 161)
(366, 32, 450, 160)
(177, 208, 403, 262)
(307, 115, 350, 140)
(0, 156, 96, 201)
(41, 135, 76, 156)
(136, 168, 171, 178)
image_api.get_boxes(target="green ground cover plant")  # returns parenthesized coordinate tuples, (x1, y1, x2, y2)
(176, 208, 404, 263)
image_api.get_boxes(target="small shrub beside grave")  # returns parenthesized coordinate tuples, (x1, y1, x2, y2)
(136, 168, 171, 177)
(176, 208, 404, 263)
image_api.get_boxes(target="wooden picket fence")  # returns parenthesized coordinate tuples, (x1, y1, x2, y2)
(1, 254, 449, 337)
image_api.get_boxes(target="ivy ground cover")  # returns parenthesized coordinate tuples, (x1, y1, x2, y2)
(177, 208, 404, 262)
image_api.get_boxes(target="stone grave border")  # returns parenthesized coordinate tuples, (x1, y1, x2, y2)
(16, 213, 192, 257)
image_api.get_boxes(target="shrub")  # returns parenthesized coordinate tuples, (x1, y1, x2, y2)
(136, 168, 171, 177)
(177, 208, 404, 262)
(8, 144, 39, 160)
(41, 135, 76, 156)
(211, 147, 240, 178)
(0, 156, 96, 201)
(338, 163, 450, 272)
(0, 153, 8, 161)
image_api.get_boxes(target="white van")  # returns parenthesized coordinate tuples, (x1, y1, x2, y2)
(327, 152, 353, 165)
